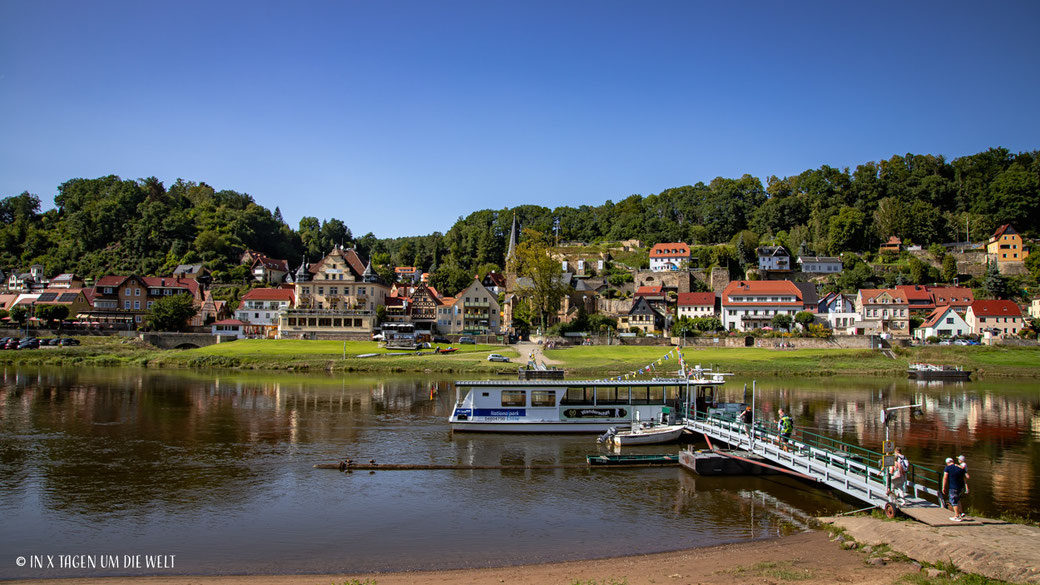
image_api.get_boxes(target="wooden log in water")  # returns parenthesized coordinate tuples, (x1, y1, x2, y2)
(314, 461, 677, 470)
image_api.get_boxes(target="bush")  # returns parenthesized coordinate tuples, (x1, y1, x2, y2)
(926, 336, 940, 344)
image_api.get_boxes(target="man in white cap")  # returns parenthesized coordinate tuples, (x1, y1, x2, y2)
(942, 457, 969, 521)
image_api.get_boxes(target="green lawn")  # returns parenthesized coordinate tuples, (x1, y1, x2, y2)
(151, 339, 522, 373)
(547, 345, 903, 377)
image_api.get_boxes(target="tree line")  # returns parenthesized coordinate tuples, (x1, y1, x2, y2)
(1, 147, 1037, 297)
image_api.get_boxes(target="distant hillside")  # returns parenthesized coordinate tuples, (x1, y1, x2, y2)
(1, 147, 1037, 297)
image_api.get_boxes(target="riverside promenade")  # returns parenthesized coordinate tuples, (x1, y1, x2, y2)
(824, 515, 1040, 584)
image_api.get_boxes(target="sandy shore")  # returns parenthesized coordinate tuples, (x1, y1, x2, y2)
(6, 530, 912, 585)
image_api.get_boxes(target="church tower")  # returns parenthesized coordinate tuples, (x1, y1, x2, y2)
(504, 212, 518, 291)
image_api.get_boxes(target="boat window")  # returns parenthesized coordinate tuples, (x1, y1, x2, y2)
(596, 386, 626, 405)
(501, 390, 526, 407)
(562, 387, 593, 404)
(648, 385, 664, 403)
(630, 386, 651, 404)
(531, 390, 556, 407)
(665, 386, 680, 401)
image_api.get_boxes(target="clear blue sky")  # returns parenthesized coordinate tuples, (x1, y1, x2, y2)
(2, 1, 1038, 238)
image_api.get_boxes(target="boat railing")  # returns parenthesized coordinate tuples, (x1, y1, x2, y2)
(688, 409, 943, 504)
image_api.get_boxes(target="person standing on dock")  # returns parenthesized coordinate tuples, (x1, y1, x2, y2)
(738, 405, 753, 439)
(777, 408, 793, 452)
(889, 448, 909, 504)
(943, 457, 968, 521)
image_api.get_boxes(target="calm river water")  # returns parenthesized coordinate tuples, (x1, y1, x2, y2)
(0, 366, 1037, 578)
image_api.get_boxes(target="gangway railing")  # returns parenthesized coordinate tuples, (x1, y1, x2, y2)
(684, 411, 944, 514)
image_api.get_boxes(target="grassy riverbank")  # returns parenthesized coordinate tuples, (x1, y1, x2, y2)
(2, 336, 1039, 377)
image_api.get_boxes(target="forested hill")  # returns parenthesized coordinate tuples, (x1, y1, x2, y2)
(1, 147, 1037, 291)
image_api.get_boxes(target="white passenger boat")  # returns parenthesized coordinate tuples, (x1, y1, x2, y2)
(449, 369, 729, 433)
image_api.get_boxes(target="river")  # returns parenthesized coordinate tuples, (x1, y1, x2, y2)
(0, 366, 1037, 578)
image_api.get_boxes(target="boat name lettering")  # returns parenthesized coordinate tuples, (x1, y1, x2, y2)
(563, 408, 627, 419)
(473, 409, 525, 417)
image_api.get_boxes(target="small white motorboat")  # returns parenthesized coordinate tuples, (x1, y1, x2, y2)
(600, 422, 687, 446)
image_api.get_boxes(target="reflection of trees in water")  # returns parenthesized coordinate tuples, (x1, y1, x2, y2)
(0, 367, 443, 519)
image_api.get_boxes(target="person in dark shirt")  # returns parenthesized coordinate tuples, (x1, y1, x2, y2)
(942, 457, 969, 521)
(738, 405, 753, 438)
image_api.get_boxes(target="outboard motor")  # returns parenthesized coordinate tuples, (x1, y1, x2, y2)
(597, 427, 617, 444)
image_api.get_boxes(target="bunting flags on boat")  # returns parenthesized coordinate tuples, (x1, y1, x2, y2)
(614, 347, 686, 380)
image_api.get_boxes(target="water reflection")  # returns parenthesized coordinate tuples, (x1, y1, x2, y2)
(0, 367, 1037, 578)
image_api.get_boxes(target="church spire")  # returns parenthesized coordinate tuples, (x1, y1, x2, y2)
(505, 212, 518, 263)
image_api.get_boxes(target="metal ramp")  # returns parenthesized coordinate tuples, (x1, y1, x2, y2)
(684, 413, 945, 517)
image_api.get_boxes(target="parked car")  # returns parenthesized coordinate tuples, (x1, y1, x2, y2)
(459, 336, 475, 344)
(487, 353, 510, 362)
(59, 338, 81, 346)
(18, 339, 40, 350)
(432, 336, 450, 344)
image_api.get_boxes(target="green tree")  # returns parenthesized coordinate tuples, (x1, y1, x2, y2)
(35, 305, 69, 325)
(982, 261, 1011, 299)
(146, 293, 198, 332)
(794, 311, 815, 330)
(9, 305, 28, 326)
(514, 229, 568, 334)
(907, 256, 928, 285)
(941, 254, 959, 282)
(827, 206, 867, 254)
(771, 313, 793, 332)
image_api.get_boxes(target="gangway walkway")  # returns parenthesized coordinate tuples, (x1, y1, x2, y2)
(684, 412, 946, 518)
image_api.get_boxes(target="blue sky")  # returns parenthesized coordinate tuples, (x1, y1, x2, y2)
(2, 1, 1038, 238)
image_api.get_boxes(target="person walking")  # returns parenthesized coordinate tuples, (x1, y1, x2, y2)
(889, 448, 909, 504)
(738, 405, 753, 439)
(942, 456, 969, 521)
(777, 408, 793, 452)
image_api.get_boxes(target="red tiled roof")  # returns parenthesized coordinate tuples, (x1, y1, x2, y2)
(928, 287, 974, 306)
(395, 266, 418, 274)
(95, 275, 129, 287)
(649, 243, 690, 258)
(970, 299, 1022, 317)
(723, 280, 803, 298)
(990, 224, 1015, 240)
(213, 319, 246, 326)
(677, 292, 715, 306)
(895, 285, 931, 302)
(921, 306, 959, 329)
(635, 285, 664, 296)
(859, 289, 908, 304)
(141, 277, 200, 297)
(241, 288, 295, 302)
(252, 255, 289, 271)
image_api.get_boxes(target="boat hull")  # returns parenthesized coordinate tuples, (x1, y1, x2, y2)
(610, 425, 686, 445)
(450, 420, 633, 433)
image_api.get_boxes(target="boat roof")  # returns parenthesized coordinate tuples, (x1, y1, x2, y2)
(455, 376, 729, 386)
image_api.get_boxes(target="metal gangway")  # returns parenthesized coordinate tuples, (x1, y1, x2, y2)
(684, 411, 945, 518)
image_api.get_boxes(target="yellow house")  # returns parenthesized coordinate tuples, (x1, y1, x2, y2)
(987, 224, 1029, 262)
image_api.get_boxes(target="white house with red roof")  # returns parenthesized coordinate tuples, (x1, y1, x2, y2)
(236, 287, 295, 337)
(915, 306, 970, 341)
(856, 288, 910, 336)
(721, 280, 803, 331)
(250, 254, 290, 284)
(966, 299, 1023, 339)
(677, 292, 716, 320)
(212, 319, 247, 339)
(649, 243, 690, 272)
